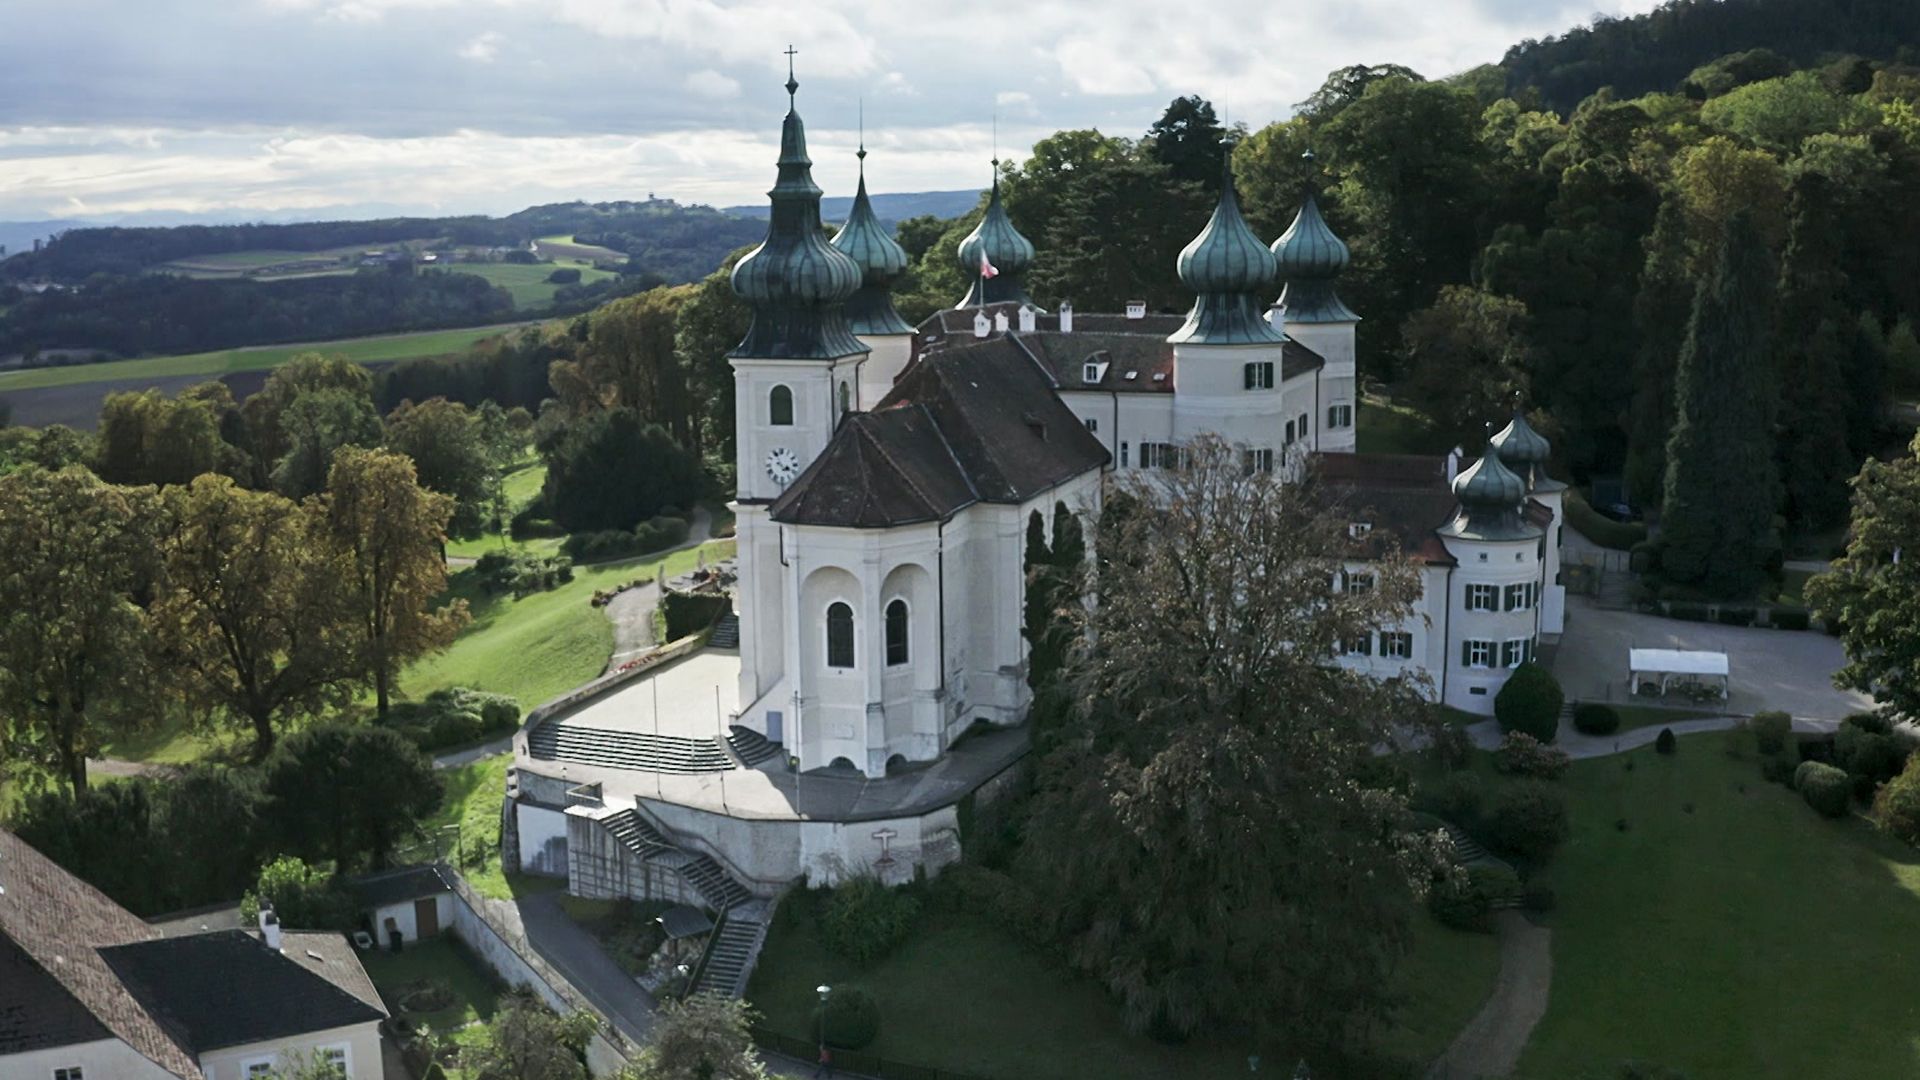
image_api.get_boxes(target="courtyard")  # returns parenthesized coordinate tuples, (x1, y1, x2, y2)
(1549, 595, 1873, 719)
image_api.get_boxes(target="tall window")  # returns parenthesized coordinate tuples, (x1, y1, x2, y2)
(1284, 420, 1296, 445)
(1347, 572, 1375, 595)
(1381, 631, 1413, 658)
(885, 599, 910, 666)
(770, 384, 794, 426)
(1242, 447, 1274, 475)
(1327, 403, 1353, 429)
(1466, 583, 1499, 611)
(826, 602, 854, 669)
(1298, 412, 1310, 441)
(1341, 634, 1373, 656)
(1244, 361, 1275, 389)
(1464, 639, 1495, 668)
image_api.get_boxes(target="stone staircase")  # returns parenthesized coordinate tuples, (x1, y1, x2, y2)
(681, 853, 753, 911)
(528, 724, 733, 774)
(1442, 823, 1521, 909)
(725, 725, 782, 767)
(597, 807, 757, 918)
(693, 904, 770, 998)
(709, 612, 740, 649)
(601, 807, 676, 860)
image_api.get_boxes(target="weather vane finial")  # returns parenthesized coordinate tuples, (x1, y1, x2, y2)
(857, 98, 866, 166)
(784, 44, 798, 102)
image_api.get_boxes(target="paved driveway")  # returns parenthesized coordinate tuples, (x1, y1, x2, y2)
(1552, 596, 1874, 720)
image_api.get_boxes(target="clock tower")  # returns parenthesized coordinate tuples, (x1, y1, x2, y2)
(728, 57, 869, 725)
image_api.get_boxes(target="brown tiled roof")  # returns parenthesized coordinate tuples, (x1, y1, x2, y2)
(772, 334, 1108, 528)
(1313, 452, 1460, 566)
(0, 829, 200, 1078)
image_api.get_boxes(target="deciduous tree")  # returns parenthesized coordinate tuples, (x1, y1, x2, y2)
(261, 725, 445, 871)
(1808, 433, 1920, 722)
(619, 995, 767, 1080)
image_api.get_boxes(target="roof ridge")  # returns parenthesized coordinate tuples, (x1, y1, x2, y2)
(851, 412, 942, 521)
(918, 402, 981, 503)
(1009, 332, 1058, 389)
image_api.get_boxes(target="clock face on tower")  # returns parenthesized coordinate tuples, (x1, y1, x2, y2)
(765, 447, 801, 487)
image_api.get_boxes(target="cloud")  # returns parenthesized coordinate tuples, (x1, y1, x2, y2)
(684, 69, 742, 100)
(458, 31, 503, 62)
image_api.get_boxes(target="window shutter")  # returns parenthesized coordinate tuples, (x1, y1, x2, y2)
(1461, 640, 1471, 667)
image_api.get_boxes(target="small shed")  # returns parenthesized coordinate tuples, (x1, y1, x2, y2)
(654, 904, 714, 966)
(1628, 648, 1730, 699)
(349, 865, 455, 948)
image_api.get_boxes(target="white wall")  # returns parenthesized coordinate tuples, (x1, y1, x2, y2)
(854, 333, 913, 405)
(370, 893, 456, 944)
(199, 1021, 382, 1080)
(2, 1038, 175, 1080)
(518, 801, 570, 877)
(1439, 534, 1549, 713)
(1283, 321, 1357, 454)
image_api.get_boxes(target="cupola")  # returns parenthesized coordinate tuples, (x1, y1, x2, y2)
(729, 64, 867, 360)
(1440, 435, 1541, 542)
(831, 142, 915, 336)
(1490, 407, 1566, 493)
(1169, 150, 1286, 346)
(1271, 152, 1359, 324)
(955, 167, 1035, 307)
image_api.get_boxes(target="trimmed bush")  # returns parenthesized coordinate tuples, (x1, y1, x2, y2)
(1836, 725, 1908, 798)
(1486, 780, 1571, 862)
(1494, 731, 1571, 780)
(660, 591, 729, 641)
(1874, 755, 1920, 846)
(818, 877, 920, 967)
(811, 986, 881, 1050)
(1769, 607, 1811, 631)
(1759, 751, 1797, 785)
(1412, 771, 1484, 823)
(1655, 728, 1677, 755)
(471, 550, 573, 597)
(1751, 711, 1792, 755)
(1794, 760, 1852, 817)
(1494, 662, 1563, 742)
(1573, 703, 1621, 736)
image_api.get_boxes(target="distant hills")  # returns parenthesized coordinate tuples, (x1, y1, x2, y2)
(724, 189, 983, 225)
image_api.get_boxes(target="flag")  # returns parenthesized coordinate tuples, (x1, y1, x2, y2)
(978, 248, 998, 279)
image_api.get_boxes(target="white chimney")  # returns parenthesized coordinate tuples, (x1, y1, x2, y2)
(1017, 306, 1036, 333)
(993, 311, 1009, 333)
(1445, 446, 1464, 485)
(259, 903, 283, 951)
(1058, 302, 1074, 333)
(972, 312, 991, 338)
(1125, 300, 1146, 320)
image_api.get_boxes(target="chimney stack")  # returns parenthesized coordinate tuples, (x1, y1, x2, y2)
(259, 903, 283, 951)
(1125, 300, 1146, 320)
(1058, 301, 1074, 333)
(972, 312, 991, 338)
(1017, 305, 1036, 333)
(1445, 446, 1463, 485)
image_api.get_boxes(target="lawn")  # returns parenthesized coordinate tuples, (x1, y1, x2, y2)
(749, 888, 1496, 1080)
(1606, 704, 1721, 732)
(534, 234, 625, 264)
(97, 713, 228, 764)
(0, 323, 529, 391)
(402, 539, 734, 716)
(1516, 733, 1920, 1077)
(444, 263, 615, 310)
(418, 753, 569, 901)
(445, 462, 555, 560)
(361, 934, 503, 1034)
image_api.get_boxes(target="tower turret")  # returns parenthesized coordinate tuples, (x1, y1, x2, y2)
(729, 67, 866, 360)
(832, 144, 914, 336)
(955, 168, 1035, 308)
(1490, 407, 1565, 494)
(1270, 155, 1358, 324)
(1169, 151, 1285, 346)
(1441, 436, 1538, 542)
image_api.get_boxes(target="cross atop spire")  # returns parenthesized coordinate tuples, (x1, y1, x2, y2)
(857, 98, 866, 167)
(784, 44, 798, 102)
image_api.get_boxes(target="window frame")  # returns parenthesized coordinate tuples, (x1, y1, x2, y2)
(1465, 639, 1495, 669)
(1347, 571, 1375, 595)
(1242, 447, 1274, 475)
(825, 602, 855, 670)
(54, 1068, 86, 1080)
(1327, 402, 1353, 429)
(1465, 583, 1499, 611)
(1243, 360, 1275, 390)
(769, 384, 794, 427)
(884, 598, 910, 667)
(1380, 631, 1413, 659)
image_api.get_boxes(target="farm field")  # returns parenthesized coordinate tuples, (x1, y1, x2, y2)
(534, 234, 624, 264)
(443, 262, 616, 309)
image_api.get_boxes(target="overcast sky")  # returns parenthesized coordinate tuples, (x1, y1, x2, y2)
(0, 0, 1665, 222)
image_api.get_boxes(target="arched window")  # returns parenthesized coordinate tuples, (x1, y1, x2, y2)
(838, 381, 852, 419)
(826, 602, 855, 669)
(770, 384, 794, 426)
(885, 599, 909, 666)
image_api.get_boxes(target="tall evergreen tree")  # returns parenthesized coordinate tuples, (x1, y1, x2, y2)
(1625, 198, 1693, 509)
(1659, 213, 1781, 597)
(1775, 171, 1857, 531)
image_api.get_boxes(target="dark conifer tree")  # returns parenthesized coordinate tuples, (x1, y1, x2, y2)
(1775, 172, 1857, 531)
(1625, 198, 1692, 509)
(1660, 213, 1781, 597)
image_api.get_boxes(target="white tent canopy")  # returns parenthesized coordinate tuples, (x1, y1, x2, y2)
(1628, 648, 1730, 698)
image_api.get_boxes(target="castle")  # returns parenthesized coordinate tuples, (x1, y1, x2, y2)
(504, 70, 1571, 952)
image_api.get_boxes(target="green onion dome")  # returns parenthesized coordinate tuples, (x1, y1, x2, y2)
(831, 151, 915, 336)
(1441, 436, 1541, 542)
(1491, 408, 1565, 493)
(1270, 154, 1359, 324)
(956, 172, 1035, 307)
(1170, 153, 1285, 346)
(729, 73, 867, 360)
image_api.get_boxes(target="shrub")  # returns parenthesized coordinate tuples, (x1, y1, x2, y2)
(562, 528, 642, 562)
(1486, 780, 1570, 862)
(1523, 883, 1556, 913)
(1494, 662, 1563, 742)
(1844, 711, 1893, 736)
(1836, 726, 1908, 798)
(546, 267, 582, 284)
(1874, 755, 1920, 846)
(631, 514, 690, 555)
(1655, 728, 1677, 754)
(1428, 864, 1520, 933)
(1751, 711, 1792, 754)
(1412, 771, 1484, 823)
(472, 550, 573, 597)
(1628, 539, 1659, 574)
(240, 855, 355, 931)
(1769, 607, 1811, 631)
(1759, 751, 1797, 785)
(811, 986, 881, 1050)
(1494, 732, 1571, 780)
(1572, 703, 1621, 735)
(660, 591, 730, 641)
(818, 877, 920, 967)
(929, 864, 1048, 945)
(1794, 761, 1852, 817)
(385, 687, 521, 752)
(1716, 606, 1756, 627)
(1667, 602, 1709, 622)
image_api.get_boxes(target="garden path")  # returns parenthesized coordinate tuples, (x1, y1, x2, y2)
(604, 506, 713, 669)
(1464, 714, 1842, 760)
(1424, 911, 1551, 1080)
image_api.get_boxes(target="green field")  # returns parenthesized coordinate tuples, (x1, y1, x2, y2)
(444, 462, 559, 560)
(0, 323, 530, 392)
(401, 539, 734, 713)
(534, 234, 624, 264)
(750, 887, 1496, 1079)
(441, 263, 616, 310)
(1517, 733, 1920, 1077)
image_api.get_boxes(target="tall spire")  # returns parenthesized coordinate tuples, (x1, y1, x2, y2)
(1271, 150, 1359, 324)
(1169, 143, 1284, 346)
(729, 52, 866, 360)
(832, 115, 914, 337)
(955, 160, 1035, 308)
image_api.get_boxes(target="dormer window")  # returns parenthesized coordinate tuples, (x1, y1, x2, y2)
(1126, 300, 1147, 319)
(1348, 522, 1372, 538)
(1082, 360, 1110, 384)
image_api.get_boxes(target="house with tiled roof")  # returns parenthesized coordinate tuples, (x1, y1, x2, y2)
(0, 829, 387, 1080)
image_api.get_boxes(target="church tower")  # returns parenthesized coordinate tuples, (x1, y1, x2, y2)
(1168, 151, 1290, 467)
(1438, 436, 1547, 713)
(1271, 153, 1359, 453)
(831, 141, 916, 405)
(729, 60, 869, 733)
(955, 169, 1035, 307)
(1492, 407, 1568, 635)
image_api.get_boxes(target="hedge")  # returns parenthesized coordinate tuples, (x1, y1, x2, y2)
(1716, 606, 1756, 627)
(1794, 760, 1852, 817)
(660, 591, 730, 641)
(1769, 607, 1811, 631)
(1564, 488, 1647, 551)
(382, 686, 522, 753)
(1751, 711, 1792, 755)
(1572, 703, 1621, 735)
(561, 514, 690, 563)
